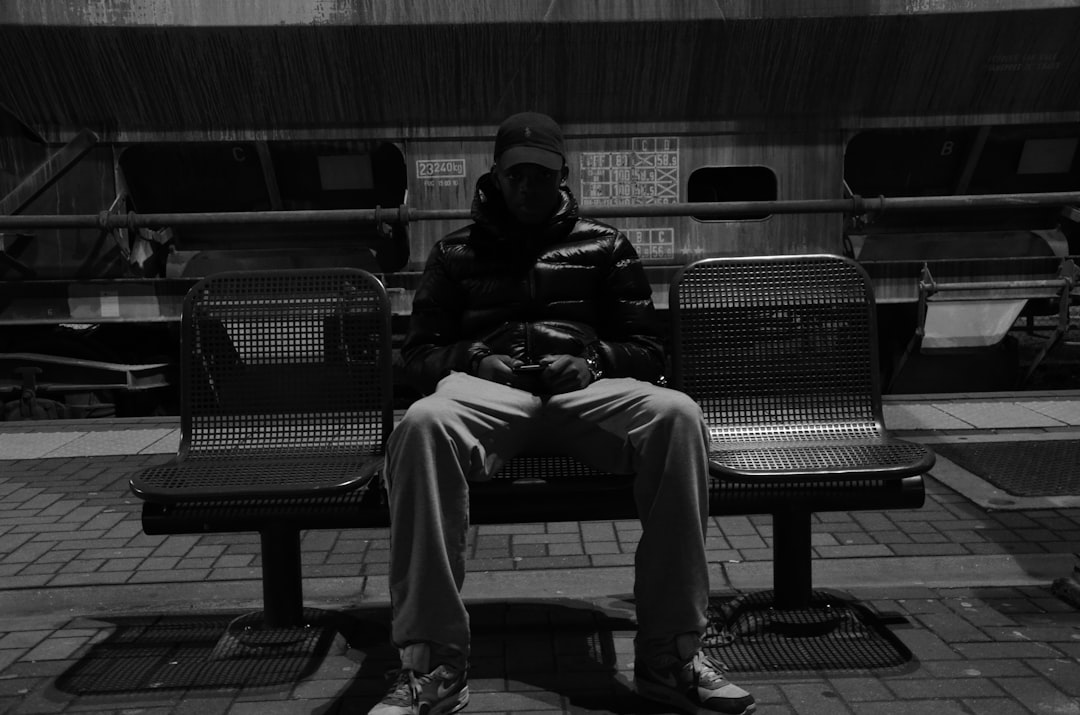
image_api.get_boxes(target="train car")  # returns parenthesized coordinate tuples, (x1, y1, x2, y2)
(1, 0, 1079, 416)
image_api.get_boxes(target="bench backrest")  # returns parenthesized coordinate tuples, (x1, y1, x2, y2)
(670, 254, 886, 442)
(179, 268, 393, 457)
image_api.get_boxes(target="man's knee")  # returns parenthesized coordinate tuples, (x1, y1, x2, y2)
(645, 386, 704, 424)
(392, 397, 454, 443)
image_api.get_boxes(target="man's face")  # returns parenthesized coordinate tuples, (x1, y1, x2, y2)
(493, 162, 567, 225)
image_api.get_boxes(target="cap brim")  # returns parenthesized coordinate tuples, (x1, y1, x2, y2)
(497, 146, 564, 171)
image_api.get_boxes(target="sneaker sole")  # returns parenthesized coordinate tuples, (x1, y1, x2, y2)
(635, 678, 755, 715)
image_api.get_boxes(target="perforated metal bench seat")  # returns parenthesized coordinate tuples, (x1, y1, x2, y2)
(139, 457, 925, 538)
(709, 473, 924, 513)
(671, 255, 936, 609)
(128, 268, 396, 627)
(139, 482, 387, 535)
(130, 453, 384, 502)
(710, 433, 934, 479)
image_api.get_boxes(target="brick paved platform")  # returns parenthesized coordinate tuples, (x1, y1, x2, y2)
(1, 392, 1079, 714)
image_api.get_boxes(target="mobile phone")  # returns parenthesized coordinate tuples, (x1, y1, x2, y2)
(513, 364, 545, 374)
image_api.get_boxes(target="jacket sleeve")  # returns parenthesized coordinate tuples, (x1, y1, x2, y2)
(400, 242, 491, 394)
(587, 232, 667, 382)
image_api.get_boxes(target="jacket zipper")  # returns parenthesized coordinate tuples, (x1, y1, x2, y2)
(525, 267, 537, 361)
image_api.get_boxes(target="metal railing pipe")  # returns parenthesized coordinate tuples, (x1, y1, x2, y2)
(0, 191, 1077, 230)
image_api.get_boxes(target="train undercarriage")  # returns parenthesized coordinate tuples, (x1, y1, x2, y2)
(2, 0, 1080, 418)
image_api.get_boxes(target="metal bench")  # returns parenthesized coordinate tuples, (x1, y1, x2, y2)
(131, 257, 934, 649)
(669, 254, 935, 640)
(129, 268, 394, 628)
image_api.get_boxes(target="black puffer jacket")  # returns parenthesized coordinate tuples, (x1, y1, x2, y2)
(401, 173, 665, 395)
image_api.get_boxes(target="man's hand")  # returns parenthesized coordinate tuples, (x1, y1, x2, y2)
(475, 354, 592, 393)
(476, 354, 544, 391)
(534, 354, 591, 394)
(476, 354, 518, 384)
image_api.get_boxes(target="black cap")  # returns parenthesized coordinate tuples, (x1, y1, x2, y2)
(494, 112, 565, 171)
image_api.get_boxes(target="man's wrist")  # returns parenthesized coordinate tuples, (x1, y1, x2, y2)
(584, 353, 604, 383)
(469, 350, 492, 375)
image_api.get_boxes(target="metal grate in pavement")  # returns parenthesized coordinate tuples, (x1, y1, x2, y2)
(55, 610, 342, 693)
(932, 440, 1080, 497)
(704, 591, 913, 674)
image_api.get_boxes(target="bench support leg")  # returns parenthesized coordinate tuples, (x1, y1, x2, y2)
(773, 510, 812, 609)
(260, 528, 305, 628)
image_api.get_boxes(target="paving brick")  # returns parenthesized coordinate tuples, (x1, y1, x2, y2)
(507, 544, 546, 558)
(17, 564, 63, 577)
(870, 530, 915, 544)
(810, 532, 840, 547)
(923, 659, 1037, 678)
(0, 574, 49, 589)
(513, 556, 590, 570)
(826, 676, 894, 702)
(886, 677, 1006, 699)
(468, 690, 563, 711)
(590, 553, 635, 567)
(0, 631, 49, 649)
(228, 700, 308, 715)
(47, 571, 130, 587)
(150, 534, 201, 556)
(80, 511, 127, 531)
(22, 637, 86, 661)
(957, 698, 1031, 714)
(0, 533, 33, 554)
(727, 534, 768, 550)
(953, 642, 1068, 659)
(360, 548, 390, 563)
(138, 556, 180, 570)
(171, 693, 236, 715)
(712, 515, 757, 535)
(81, 546, 154, 559)
(1023, 658, 1080, 696)
(548, 543, 585, 556)
(991, 676, 1080, 713)
(892, 629, 964, 660)
(581, 522, 616, 541)
(188, 544, 228, 559)
(475, 533, 511, 550)
(477, 523, 546, 535)
(897, 597, 959, 615)
(709, 527, 744, 548)
(207, 566, 261, 581)
(780, 682, 855, 714)
(466, 557, 516, 571)
(817, 544, 894, 559)
(914, 613, 994, 642)
(851, 701, 974, 714)
(0, 540, 52, 564)
(514, 532, 584, 545)
(889, 543, 970, 556)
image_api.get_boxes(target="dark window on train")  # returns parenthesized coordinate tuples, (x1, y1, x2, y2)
(120, 144, 270, 213)
(845, 125, 1080, 231)
(118, 142, 407, 261)
(687, 166, 776, 221)
(120, 141, 406, 214)
(845, 129, 975, 198)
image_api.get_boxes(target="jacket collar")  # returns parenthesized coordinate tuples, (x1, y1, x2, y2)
(470, 172, 579, 244)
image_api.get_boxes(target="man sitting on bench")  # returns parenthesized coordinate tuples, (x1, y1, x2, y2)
(367, 112, 756, 715)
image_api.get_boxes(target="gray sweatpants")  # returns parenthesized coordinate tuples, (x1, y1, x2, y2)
(384, 372, 711, 669)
